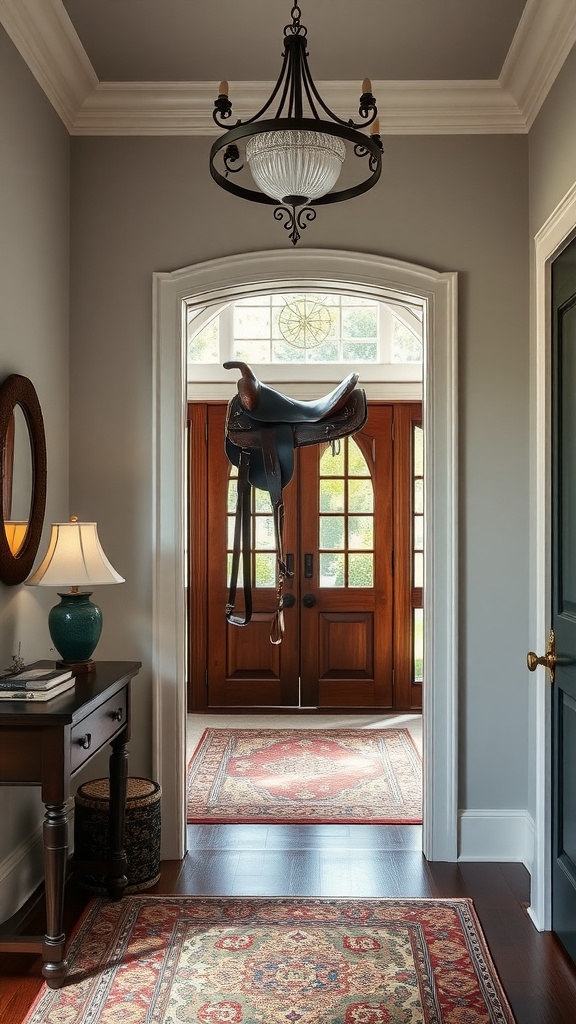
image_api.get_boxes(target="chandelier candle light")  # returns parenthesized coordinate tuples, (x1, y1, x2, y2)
(210, 4, 383, 245)
(25, 517, 125, 673)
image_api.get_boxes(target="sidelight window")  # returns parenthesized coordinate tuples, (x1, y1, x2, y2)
(318, 438, 374, 588)
(413, 424, 424, 683)
(226, 469, 276, 589)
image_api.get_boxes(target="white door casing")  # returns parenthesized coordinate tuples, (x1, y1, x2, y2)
(152, 249, 458, 863)
(530, 183, 576, 931)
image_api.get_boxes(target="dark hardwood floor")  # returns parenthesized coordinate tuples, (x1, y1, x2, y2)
(2, 823, 576, 1023)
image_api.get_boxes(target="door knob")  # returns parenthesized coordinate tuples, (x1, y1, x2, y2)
(527, 629, 557, 682)
(302, 593, 316, 608)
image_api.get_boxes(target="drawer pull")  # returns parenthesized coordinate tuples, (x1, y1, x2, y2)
(78, 733, 92, 750)
(111, 707, 124, 723)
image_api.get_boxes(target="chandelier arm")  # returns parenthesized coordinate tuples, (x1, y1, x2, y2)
(209, 143, 279, 205)
(299, 57, 322, 121)
(289, 36, 305, 119)
(213, 50, 291, 130)
(303, 70, 378, 128)
(276, 55, 293, 120)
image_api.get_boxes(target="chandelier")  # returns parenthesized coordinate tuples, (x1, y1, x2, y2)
(209, 4, 383, 246)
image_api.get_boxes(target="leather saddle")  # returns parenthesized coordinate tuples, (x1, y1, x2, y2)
(223, 360, 368, 642)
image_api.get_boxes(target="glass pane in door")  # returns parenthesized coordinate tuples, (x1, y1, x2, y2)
(319, 438, 374, 587)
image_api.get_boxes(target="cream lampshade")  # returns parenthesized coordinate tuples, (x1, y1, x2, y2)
(26, 517, 124, 672)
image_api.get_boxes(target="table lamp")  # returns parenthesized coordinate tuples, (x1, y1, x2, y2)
(25, 516, 125, 672)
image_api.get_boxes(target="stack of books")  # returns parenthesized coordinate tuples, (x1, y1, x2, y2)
(0, 661, 76, 701)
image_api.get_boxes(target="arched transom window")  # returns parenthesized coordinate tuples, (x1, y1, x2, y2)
(187, 291, 423, 384)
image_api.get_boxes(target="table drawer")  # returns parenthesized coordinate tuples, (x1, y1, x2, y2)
(70, 688, 128, 772)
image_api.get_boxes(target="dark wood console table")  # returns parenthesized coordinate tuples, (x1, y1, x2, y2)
(0, 660, 141, 988)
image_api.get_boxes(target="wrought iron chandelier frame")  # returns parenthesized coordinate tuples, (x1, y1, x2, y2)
(209, 4, 383, 244)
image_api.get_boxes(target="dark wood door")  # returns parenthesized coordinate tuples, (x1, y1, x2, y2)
(188, 401, 422, 713)
(206, 404, 300, 708)
(552, 237, 576, 959)
(298, 406, 393, 708)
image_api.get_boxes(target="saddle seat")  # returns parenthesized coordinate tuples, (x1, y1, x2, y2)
(223, 361, 359, 423)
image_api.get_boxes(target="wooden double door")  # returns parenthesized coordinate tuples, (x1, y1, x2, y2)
(188, 401, 422, 713)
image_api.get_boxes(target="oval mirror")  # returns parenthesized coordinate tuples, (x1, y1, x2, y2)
(0, 375, 47, 585)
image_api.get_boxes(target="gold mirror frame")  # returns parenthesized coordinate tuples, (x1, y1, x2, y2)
(0, 374, 47, 585)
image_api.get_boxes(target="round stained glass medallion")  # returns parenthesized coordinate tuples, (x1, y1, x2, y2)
(278, 296, 332, 350)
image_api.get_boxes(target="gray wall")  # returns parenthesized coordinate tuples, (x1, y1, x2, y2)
(69, 132, 530, 811)
(0, 27, 69, 913)
(527, 40, 576, 827)
(0, 19, 543, 917)
(529, 44, 576, 238)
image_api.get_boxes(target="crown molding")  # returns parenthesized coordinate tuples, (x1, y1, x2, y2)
(0, 0, 96, 130)
(71, 79, 526, 136)
(0, 0, 575, 135)
(500, 0, 576, 128)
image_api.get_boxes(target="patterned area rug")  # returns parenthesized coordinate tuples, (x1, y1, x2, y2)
(187, 728, 422, 824)
(23, 896, 515, 1024)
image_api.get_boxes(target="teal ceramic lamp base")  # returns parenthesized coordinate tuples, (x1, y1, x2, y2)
(48, 591, 103, 673)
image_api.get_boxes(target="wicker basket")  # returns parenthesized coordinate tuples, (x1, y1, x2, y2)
(74, 776, 161, 894)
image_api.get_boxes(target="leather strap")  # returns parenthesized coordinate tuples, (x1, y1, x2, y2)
(260, 428, 293, 643)
(225, 450, 253, 627)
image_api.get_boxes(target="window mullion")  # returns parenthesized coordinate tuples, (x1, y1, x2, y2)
(221, 304, 234, 363)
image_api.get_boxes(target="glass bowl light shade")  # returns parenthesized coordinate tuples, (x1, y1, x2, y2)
(246, 129, 346, 206)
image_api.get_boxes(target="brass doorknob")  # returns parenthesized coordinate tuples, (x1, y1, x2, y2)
(527, 629, 557, 681)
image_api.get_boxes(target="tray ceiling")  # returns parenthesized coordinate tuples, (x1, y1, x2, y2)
(0, 0, 575, 134)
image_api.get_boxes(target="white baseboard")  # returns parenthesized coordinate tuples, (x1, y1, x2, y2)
(0, 806, 537, 921)
(458, 809, 535, 871)
(0, 804, 75, 923)
(0, 823, 44, 923)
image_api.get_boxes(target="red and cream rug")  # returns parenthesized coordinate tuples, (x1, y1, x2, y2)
(23, 896, 515, 1024)
(187, 728, 422, 824)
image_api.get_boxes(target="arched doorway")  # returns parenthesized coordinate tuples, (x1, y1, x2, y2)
(153, 249, 457, 863)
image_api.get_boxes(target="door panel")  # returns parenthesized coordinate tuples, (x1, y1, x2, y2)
(189, 400, 422, 713)
(206, 404, 300, 708)
(299, 406, 393, 708)
(552, 240, 576, 959)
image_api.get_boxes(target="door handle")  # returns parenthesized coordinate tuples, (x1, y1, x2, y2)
(304, 554, 314, 579)
(302, 593, 316, 608)
(527, 629, 557, 682)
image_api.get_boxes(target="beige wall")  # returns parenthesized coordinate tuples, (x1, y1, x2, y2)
(69, 132, 530, 809)
(0, 27, 70, 914)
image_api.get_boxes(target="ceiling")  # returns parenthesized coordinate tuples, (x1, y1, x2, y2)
(1, 0, 576, 134)
(60, 0, 525, 83)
